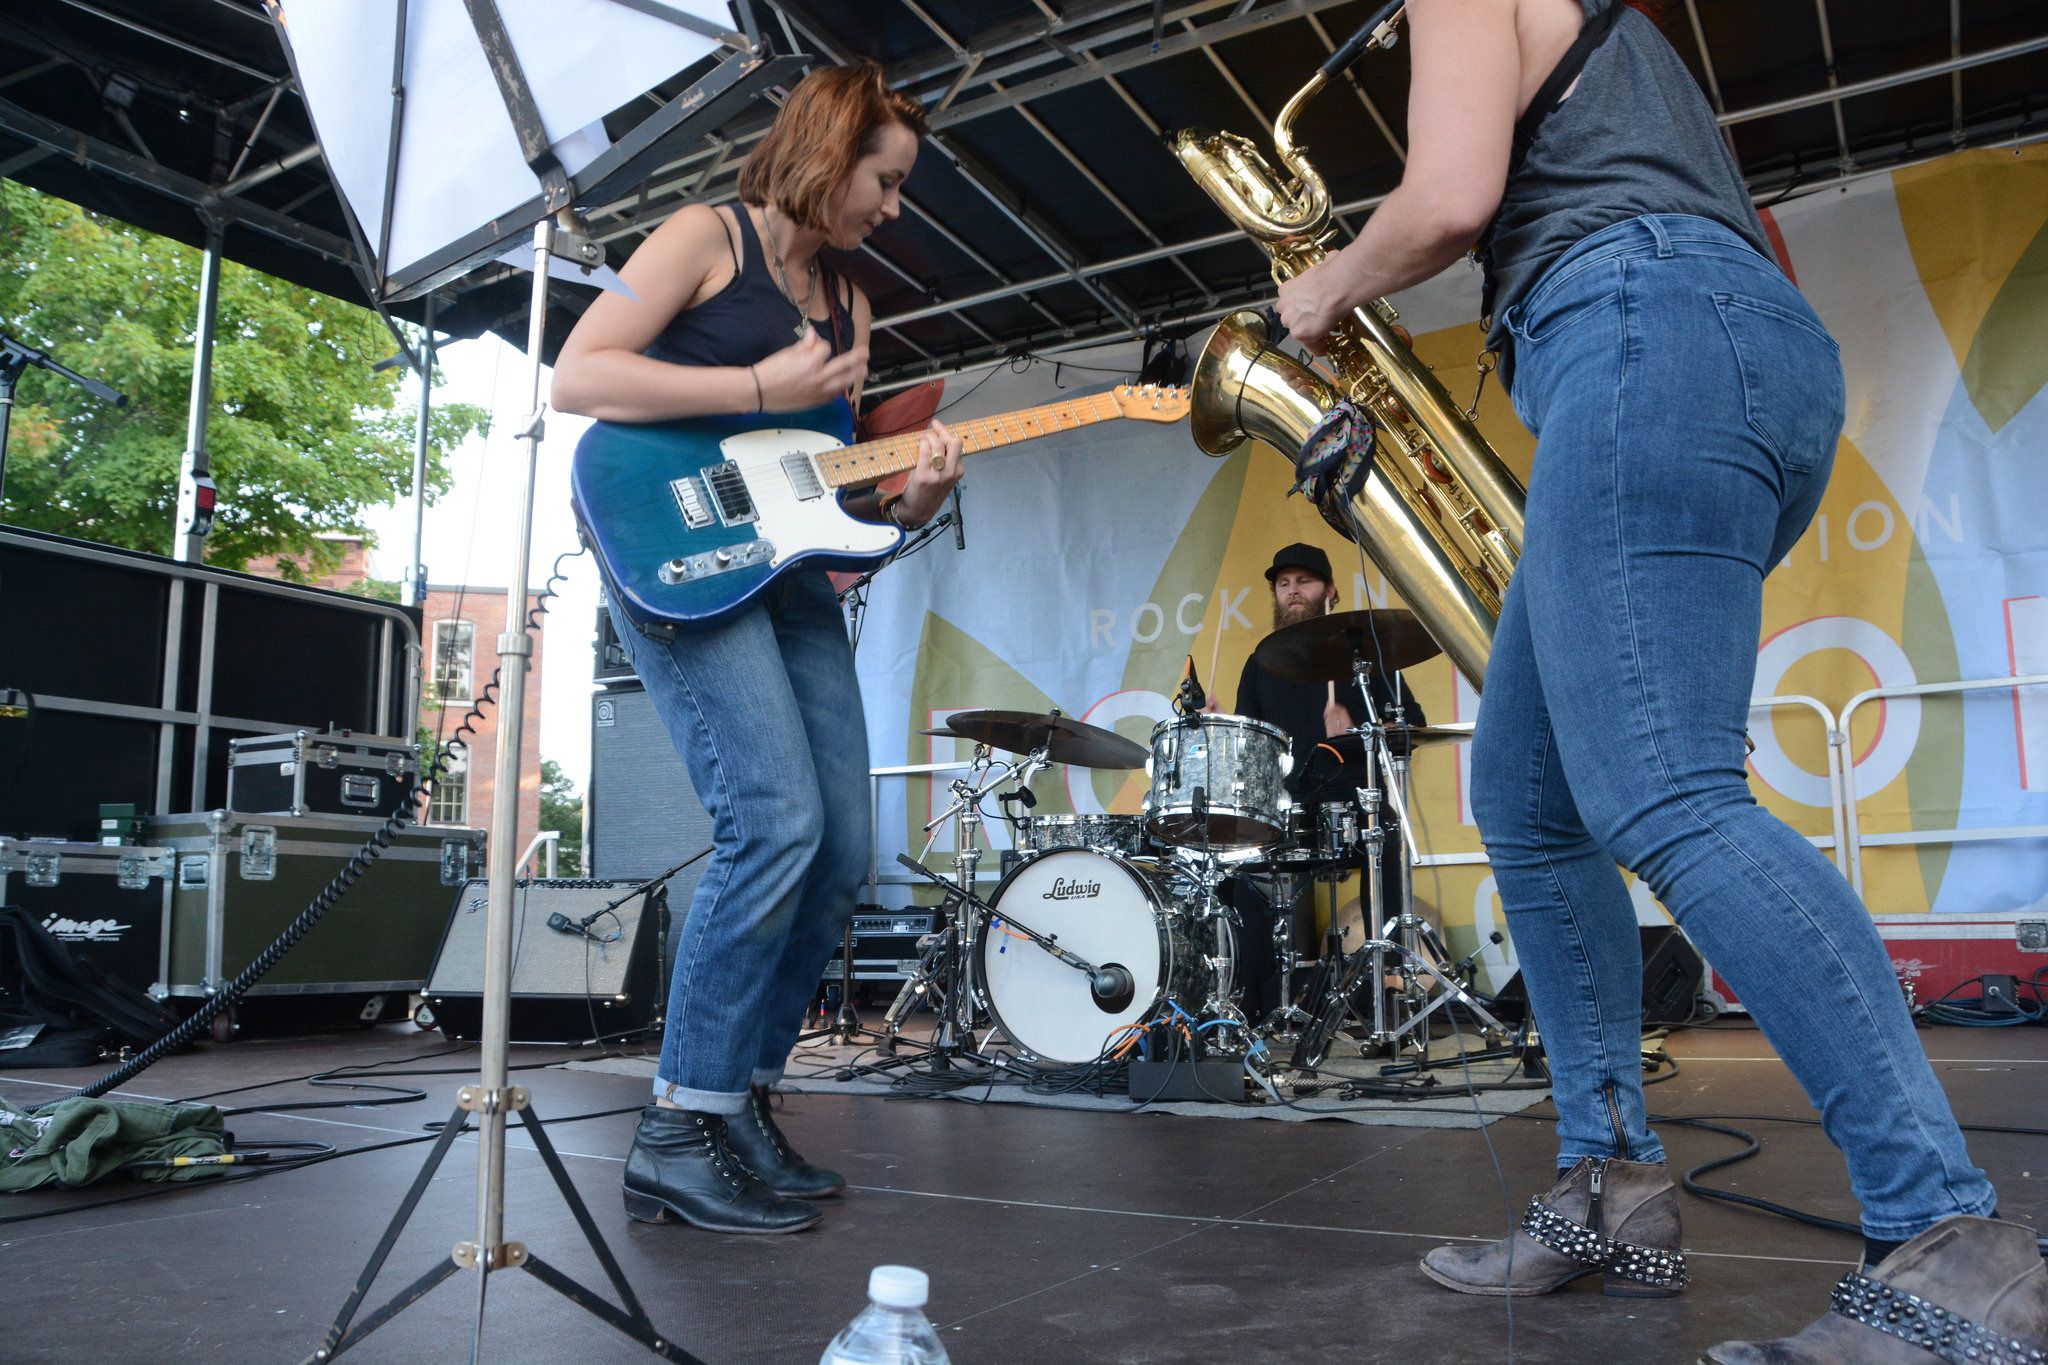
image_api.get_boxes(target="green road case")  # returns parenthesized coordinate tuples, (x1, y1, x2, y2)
(150, 811, 483, 1000)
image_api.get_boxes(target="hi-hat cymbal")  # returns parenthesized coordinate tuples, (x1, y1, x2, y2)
(1315, 722, 1474, 765)
(1254, 609, 1441, 683)
(928, 709, 1150, 770)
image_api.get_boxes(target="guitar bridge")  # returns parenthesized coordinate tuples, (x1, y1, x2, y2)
(706, 461, 757, 526)
(670, 475, 714, 530)
(781, 451, 824, 501)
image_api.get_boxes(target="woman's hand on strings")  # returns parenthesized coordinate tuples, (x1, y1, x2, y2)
(897, 419, 965, 525)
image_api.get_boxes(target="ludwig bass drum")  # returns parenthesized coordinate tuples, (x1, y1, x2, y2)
(977, 848, 1203, 1065)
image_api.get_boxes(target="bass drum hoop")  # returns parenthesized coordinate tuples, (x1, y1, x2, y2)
(976, 848, 1187, 1066)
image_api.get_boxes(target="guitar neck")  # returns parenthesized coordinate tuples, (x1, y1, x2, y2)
(815, 391, 1130, 490)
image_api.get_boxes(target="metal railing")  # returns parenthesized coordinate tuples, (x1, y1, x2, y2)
(1839, 673, 2048, 898)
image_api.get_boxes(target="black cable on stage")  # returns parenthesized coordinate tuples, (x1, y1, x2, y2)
(60, 549, 585, 1104)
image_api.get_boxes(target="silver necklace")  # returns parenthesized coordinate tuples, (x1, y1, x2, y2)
(759, 208, 818, 339)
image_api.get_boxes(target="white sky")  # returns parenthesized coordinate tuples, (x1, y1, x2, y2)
(360, 333, 601, 790)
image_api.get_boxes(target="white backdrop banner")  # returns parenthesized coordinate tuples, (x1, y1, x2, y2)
(855, 145, 2048, 968)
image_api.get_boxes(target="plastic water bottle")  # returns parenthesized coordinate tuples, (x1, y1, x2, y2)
(820, 1265, 950, 1365)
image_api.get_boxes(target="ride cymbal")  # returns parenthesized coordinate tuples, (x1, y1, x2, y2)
(1254, 609, 1441, 683)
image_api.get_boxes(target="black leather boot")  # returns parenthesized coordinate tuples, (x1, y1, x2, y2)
(622, 1105, 821, 1234)
(1421, 1157, 1688, 1297)
(722, 1085, 846, 1199)
(1701, 1216, 2046, 1364)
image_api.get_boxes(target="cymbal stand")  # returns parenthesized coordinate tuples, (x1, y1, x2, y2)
(882, 743, 1040, 1062)
(1174, 795, 1250, 1054)
(1351, 659, 1514, 1054)
(1289, 659, 1512, 1069)
(1261, 871, 1314, 1043)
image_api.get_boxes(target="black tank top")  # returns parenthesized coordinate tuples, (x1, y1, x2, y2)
(643, 205, 854, 370)
(1482, 0, 1771, 351)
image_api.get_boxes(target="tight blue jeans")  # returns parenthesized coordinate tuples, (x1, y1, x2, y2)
(617, 569, 871, 1114)
(1472, 214, 1996, 1239)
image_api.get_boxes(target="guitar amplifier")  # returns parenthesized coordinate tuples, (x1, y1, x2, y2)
(423, 877, 667, 1042)
(593, 600, 638, 685)
(821, 908, 938, 984)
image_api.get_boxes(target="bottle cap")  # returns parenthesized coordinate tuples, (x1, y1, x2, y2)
(867, 1265, 929, 1309)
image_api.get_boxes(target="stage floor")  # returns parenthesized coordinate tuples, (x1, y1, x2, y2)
(1, 1021, 2042, 1364)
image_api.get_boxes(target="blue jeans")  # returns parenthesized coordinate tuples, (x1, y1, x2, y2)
(1472, 214, 1996, 1238)
(617, 569, 871, 1114)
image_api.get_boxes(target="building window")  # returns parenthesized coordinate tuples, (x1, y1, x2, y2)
(433, 620, 475, 702)
(427, 746, 469, 826)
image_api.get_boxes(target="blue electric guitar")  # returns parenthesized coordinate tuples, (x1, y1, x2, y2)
(572, 383, 1190, 631)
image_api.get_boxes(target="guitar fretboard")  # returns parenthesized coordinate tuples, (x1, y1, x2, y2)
(814, 391, 1129, 489)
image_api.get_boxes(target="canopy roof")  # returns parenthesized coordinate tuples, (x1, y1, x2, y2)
(4, 0, 2044, 386)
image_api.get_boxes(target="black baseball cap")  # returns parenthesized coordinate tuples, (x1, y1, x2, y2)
(1265, 542, 1333, 584)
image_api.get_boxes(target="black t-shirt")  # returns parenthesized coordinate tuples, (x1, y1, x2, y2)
(1233, 654, 1424, 799)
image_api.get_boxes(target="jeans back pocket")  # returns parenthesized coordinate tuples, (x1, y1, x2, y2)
(1712, 292, 1845, 474)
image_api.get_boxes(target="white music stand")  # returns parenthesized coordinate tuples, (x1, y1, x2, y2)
(266, 4, 802, 1359)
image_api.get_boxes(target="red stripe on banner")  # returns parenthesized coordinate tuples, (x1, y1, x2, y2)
(1759, 206, 1796, 283)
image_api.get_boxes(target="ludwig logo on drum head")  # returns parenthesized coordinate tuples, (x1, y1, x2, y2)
(1042, 876, 1102, 901)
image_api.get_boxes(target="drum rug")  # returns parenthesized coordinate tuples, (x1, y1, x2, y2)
(567, 1034, 1552, 1128)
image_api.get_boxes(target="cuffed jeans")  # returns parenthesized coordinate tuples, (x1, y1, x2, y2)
(617, 569, 871, 1115)
(1472, 214, 1996, 1238)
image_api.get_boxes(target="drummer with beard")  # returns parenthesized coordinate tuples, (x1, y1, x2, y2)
(1225, 542, 1423, 1021)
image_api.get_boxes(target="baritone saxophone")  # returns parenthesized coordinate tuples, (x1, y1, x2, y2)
(1170, 12, 1525, 688)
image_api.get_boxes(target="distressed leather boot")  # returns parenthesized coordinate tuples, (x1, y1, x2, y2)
(621, 1105, 821, 1234)
(721, 1084, 846, 1199)
(1701, 1216, 2047, 1364)
(1422, 1156, 1687, 1297)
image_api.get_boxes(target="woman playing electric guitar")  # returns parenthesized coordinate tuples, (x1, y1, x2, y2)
(552, 62, 963, 1236)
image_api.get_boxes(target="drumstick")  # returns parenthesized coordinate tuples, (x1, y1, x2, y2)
(1205, 609, 1225, 698)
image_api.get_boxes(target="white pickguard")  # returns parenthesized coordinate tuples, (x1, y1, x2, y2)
(717, 427, 903, 566)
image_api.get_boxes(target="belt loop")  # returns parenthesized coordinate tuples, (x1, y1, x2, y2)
(1644, 214, 1672, 258)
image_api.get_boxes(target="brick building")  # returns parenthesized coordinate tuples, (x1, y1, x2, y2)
(244, 535, 545, 859)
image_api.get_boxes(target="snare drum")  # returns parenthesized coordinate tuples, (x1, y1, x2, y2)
(1013, 812, 1150, 858)
(977, 848, 1205, 1064)
(1144, 713, 1291, 849)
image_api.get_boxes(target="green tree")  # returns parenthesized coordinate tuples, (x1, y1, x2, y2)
(539, 759, 584, 876)
(0, 182, 483, 570)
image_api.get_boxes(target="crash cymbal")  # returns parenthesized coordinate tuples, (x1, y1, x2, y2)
(930, 709, 1150, 770)
(1254, 609, 1441, 683)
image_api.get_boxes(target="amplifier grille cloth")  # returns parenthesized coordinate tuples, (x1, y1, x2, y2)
(430, 878, 656, 999)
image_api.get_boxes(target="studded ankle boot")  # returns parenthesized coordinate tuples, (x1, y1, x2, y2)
(1421, 1156, 1688, 1298)
(621, 1105, 821, 1234)
(721, 1085, 846, 1200)
(1701, 1216, 2046, 1364)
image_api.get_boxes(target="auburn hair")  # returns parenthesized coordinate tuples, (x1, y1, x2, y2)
(738, 62, 927, 231)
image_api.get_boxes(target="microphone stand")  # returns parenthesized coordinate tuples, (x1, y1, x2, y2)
(0, 332, 128, 515)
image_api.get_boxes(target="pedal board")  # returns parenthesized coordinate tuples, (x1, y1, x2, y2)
(1127, 1057, 1248, 1103)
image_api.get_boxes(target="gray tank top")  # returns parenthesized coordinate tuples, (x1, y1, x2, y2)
(1483, 0, 1771, 351)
